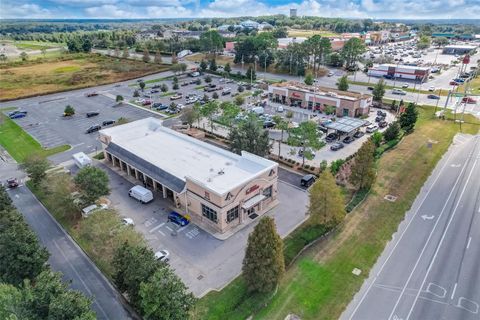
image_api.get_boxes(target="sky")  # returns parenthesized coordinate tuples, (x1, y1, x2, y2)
(1, 0, 479, 20)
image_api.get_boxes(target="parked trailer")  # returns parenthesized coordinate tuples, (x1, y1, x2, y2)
(72, 152, 92, 169)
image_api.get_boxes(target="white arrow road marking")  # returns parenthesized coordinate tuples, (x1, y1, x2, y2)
(421, 215, 435, 221)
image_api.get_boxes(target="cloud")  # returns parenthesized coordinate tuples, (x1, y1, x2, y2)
(1, 3, 53, 19)
(85, 4, 140, 18)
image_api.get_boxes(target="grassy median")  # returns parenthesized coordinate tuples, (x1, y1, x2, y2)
(0, 112, 69, 162)
(194, 106, 479, 320)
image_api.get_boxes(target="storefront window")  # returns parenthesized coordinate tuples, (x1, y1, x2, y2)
(263, 186, 272, 198)
(226, 206, 239, 223)
(202, 204, 217, 223)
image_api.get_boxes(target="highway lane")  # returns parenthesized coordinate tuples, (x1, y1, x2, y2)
(1, 164, 132, 320)
(342, 133, 480, 320)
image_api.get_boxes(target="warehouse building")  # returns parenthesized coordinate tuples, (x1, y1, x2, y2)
(99, 118, 279, 235)
(442, 45, 477, 55)
(268, 81, 372, 117)
(367, 64, 431, 82)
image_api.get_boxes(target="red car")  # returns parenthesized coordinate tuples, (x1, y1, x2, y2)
(449, 81, 458, 86)
(85, 92, 98, 97)
(462, 97, 477, 104)
(142, 100, 152, 106)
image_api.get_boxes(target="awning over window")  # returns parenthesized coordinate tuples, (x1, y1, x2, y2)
(242, 194, 266, 209)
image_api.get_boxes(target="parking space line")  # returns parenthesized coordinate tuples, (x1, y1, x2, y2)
(158, 230, 165, 236)
(177, 225, 189, 233)
(149, 222, 165, 233)
(165, 225, 173, 232)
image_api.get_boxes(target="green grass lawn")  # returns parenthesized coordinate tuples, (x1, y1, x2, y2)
(194, 106, 480, 320)
(0, 113, 70, 162)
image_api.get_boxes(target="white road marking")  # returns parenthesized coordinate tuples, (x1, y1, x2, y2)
(165, 225, 173, 232)
(346, 142, 463, 320)
(177, 225, 188, 233)
(149, 222, 165, 233)
(158, 230, 165, 236)
(466, 237, 472, 249)
(457, 297, 479, 314)
(451, 283, 457, 300)
(404, 147, 480, 320)
(421, 215, 435, 221)
(426, 283, 446, 298)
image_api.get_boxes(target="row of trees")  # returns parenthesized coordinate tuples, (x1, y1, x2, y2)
(0, 185, 95, 319)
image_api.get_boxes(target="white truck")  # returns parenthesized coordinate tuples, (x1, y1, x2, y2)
(128, 185, 154, 204)
(72, 152, 92, 169)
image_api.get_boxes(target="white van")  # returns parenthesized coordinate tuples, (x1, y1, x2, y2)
(128, 185, 154, 204)
(72, 152, 92, 169)
(251, 106, 264, 115)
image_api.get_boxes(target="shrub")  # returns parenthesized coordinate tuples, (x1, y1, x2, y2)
(283, 224, 330, 266)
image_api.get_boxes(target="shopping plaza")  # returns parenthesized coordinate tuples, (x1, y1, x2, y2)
(99, 117, 279, 235)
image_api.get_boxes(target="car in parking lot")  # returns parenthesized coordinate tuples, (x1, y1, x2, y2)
(392, 89, 407, 95)
(85, 125, 101, 134)
(168, 211, 189, 226)
(342, 136, 355, 144)
(453, 78, 465, 83)
(428, 86, 435, 91)
(379, 121, 388, 128)
(102, 120, 116, 126)
(142, 100, 152, 106)
(383, 74, 394, 80)
(330, 142, 344, 151)
(151, 84, 161, 89)
(327, 71, 334, 77)
(85, 92, 98, 97)
(222, 88, 231, 95)
(5, 178, 19, 189)
(427, 94, 440, 100)
(152, 103, 169, 110)
(375, 116, 385, 122)
(449, 81, 459, 86)
(353, 131, 365, 139)
(86, 112, 100, 118)
(300, 174, 316, 188)
(376, 110, 386, 117)
(170, 93, 183, 100)
(366, 124, 379, 133)
(462, 97, 477, 104)
(150, 89, 160, 94)
(122, 218, 134, 226)
(402, 83, 409, 88)
(8, 111, 27, 119)
(155, 250, 170, 262)
(263, 120, 276, 128)
(367, 86, 374, 91)
(325, 132, 338, 143)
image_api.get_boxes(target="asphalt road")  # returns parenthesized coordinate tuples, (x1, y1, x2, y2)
(342, 133, 480, 320)
(0, 163, 132, 320)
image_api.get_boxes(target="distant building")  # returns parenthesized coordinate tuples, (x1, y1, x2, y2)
(368, 64, 430, 82)
(277, 37, 307, 49)
(258, 22, 273, 31)
(240, 20, 259, 29)
(290, 8, 297, 18)
(177, 50, 192, 59)
(269, 81, 372, 117)
(224, 41, 237, 53)
(442, 45, 477, 55)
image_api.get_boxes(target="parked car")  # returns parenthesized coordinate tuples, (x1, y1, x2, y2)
(453, 78, 465, 83)
(155, 250, 170, 262)
(327, 71, 334, 77)
(276, 105, 284, 113)
(102, 120, 116, 126)
(449, 81, 459, 86)
(9, 111, 27, 119)
(122, 218, 134, 226)
(342, 136, 355, 144)
(300, 174, 316, 188)
(325, 132, 338, 143)
(181, 82, 189, 86)
(170, 93, 183, 100)
(168, 211, 189, 226)
(151, 84, 161, 89)
(402, 83, 409, 88)
(221, 88, 231, 95)
(6, 178, 19, 189)
(263, 120, 276, 128)
(152, 103, 169, 110)
(428, 86, 435, 91)
(7, 110, 27, 117)
(366, 124, 379, 133)
(330, 142, 344, 151)
(383, 74, 394, 80)
(392, 89, 407, 95)
(142, 100, 152, 106)
(462, 97, 477, 104)
(353, 131, 365, 139)
(427, 94, 440, 100)
(128, 185, 154, 204)
(86, 112, 100, 118)
(376, 110, 386, 117)
(85, 125, 101, 134)
(379, 121, 388, 128)
(367, 86, 374, 91)
(189, 72, 200, 77)
(375, 116, 385, 122)
(85, 92, 98, 97)
(82, 203, 108, 218)
(150, 89, 160, 94)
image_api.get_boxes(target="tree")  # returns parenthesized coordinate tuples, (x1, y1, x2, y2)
(0, 283, 27, 320)
(199, 30, 224, 54)
(242, 216, 284, 293)
(48, 290, 95, 320)
(0, 185, 12, 211)
(122, 47, 130, 58)
(150, 50, 161, 64)
(337, 75, 349, 91)
(116, 95, 124, 103)
(20, 51, 28, 61)
(340, 38, 365, 69)
(399, 102, 418, 133)
(204, 75, 212, 83)
(384, 121, 400, 141)
(371, 131, 383, 147)
(0, 53, 7, 63)
(308, 170, 346, 226)
(417, 35, 431, 50)
(173, 83, 179, 90)
(74, 166, 109, 204)
(64, 105, 75, 116)
(237, 85, 245, 93)
(200, 101, 218, 132)
(212, 92, 219, 99)
(229, 116, 270, 157)
(22, 154, 50, 186)
(224, 62, 231, 74)
(209, 58, 217, 72)
(114, 47, 120, 57)
(272, 115, 289, 159)
(171, 52, 178, 64)
(172, 76, 178, 84)
(304, 72, 314, 85)
(305, 35, 331, 72)
(245, 66, 256, 82)
(139, 81, 146, 91)
(139, 267, 196, 320)
(200, 60, 208, 72)
(180, 63, 187, 72)
(287, 121, 323, 167)
(133, 90, 140, 97)
(433, 37, 448, 47)
(350, 139, 376, 190)
(327, 52, 343, 67)
(372, 79, 386, 101)
(112, 242, 159, 308)
(142, 48, 150, 63)
(0, 214, 49, 286)
(160, 83, 168, 92)
(272, 27, 288, 39)
(234, 95, 245, 106)
(180, 107, 199, 127)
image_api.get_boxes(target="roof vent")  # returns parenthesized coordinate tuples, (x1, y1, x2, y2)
(218, 169, 225, 175)
(210, 168, 214, 172)
(225, 161, 232, 166)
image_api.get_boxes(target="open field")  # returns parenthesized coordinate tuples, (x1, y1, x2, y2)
(194, 106, 479, 320)
(0, 112, 69, 162)
(184, 53, 235, 65)
(13, 41, 63, 51)
(458, 76, 480, 95)
(287, 29, 340, 38)
(0, 53, 170, 101)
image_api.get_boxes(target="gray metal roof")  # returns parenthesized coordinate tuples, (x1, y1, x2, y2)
(325, 117, 367, 134)
(105, 143, 186, 193)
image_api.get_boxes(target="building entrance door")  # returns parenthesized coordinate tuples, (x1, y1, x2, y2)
(247, 207, 255, 216)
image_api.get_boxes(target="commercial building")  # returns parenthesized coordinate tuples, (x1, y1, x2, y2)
(368, 64, 431, 82)
(99, 118, 279, 235)
(442, 45, 477, 55)
(290, 8, 297, 17)
(269, 81, 372, 117)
